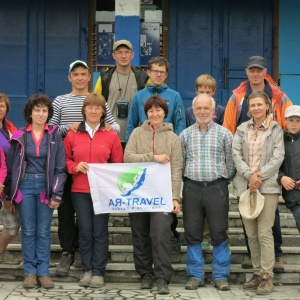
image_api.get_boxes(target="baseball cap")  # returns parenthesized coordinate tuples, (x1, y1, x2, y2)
(285, 105, 300, 118)
(113, 40, 133, 51)
(245, 56, 267, 69)
(69, 60, 89, 73)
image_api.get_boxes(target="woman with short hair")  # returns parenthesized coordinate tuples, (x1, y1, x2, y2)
(5, 94, 66, 289)
(232, 90, 284, 295)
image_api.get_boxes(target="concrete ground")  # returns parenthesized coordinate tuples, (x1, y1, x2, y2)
(1, 281, 300, 300)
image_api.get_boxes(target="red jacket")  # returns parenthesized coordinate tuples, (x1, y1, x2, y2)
(223, 77, 292, 134)
(64, 122, 123, 193)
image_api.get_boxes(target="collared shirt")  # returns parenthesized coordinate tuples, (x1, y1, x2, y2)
(85, 122, 100, 139)
(247, 116, 271, 173)
(25, 123, 49, 174)
(179, 121, 235, 182)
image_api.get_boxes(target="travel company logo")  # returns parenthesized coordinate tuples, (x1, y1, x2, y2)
(117, 167, 147, 197)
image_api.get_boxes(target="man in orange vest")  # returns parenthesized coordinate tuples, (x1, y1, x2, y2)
(223, 55, 293, 272)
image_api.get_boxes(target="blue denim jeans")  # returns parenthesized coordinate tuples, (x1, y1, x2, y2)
(290, 204, 300, 233)
(71, 192, 109, 276)
(17, 173, 54, 276)
(186, 241, 230, 282)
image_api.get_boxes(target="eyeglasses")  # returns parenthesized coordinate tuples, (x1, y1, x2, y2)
(149, 70, 168, 76)
(114, 50, 132, 56)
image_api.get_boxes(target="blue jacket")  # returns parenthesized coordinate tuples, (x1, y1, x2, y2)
(5, 125, 66, 204)
(126, 85, 186, 141)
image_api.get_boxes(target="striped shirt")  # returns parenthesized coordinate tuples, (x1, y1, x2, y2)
(179, 121, 235, 181)
(49, 94, 120, 138)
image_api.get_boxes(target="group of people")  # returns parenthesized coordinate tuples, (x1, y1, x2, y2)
(0, 39, 299, 297)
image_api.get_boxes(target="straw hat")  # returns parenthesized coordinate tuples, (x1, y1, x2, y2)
(239, 189, 265, 220)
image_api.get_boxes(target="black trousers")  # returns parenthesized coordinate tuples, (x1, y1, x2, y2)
(129, 212, 173, 281)
(57, 174, 79, 253)
(182, 178, 229, 246)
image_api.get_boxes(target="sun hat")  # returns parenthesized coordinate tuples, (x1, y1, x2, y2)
(239, 189, 265, 220)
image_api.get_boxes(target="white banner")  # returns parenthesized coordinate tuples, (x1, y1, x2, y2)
(87, 162, 172, 214)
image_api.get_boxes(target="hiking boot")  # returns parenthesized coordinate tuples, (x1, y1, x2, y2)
(241, 258, 253, 269)
(23, 274, 37, 289)
(0, 251, 21, 265)
(73, 249, 82, 268)
(79, 270, 92, 287)
(256, 273, 273, 295)
(156, 278, 169, 294)
(201, 241, 213, 251)
(243, 274, 262, 290)
(171, 236, 181, 252)
(185, 278, 205, 290)
(273, 257, 284, 273)
(37, 276, 54, 289)
(214, 280, 230, 291)
(140, 273, 153, 289)
(55, 252, 73, 276)
(89, 275, 104, 288)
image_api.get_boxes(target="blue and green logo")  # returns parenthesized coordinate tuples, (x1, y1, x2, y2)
(117, 167, 147, 197)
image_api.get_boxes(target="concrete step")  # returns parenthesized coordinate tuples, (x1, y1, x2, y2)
(1, 223, 299, 247)
(1, 261, 299, 285)
(5, 244, 300, 266)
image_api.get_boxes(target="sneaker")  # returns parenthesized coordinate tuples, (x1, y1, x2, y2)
(141, 273, 153, 289)
(185, 278, 205, 290)
(171, 236, 181, 252)
(37, 276, 54, 289)
(201, 241, 212, 250)
(79, 270, 92, 287)
(0, 251, 21, 265)
(273, 257, 284, 273)
(241, 258, 253, 269)
(55, 252, 74, 276)
(256, 273, 273, 295)
(214, 280, 230, 291)
(89, 275, 104, 288)
(73, 250, 82, 268)
(156, 278, 169, 295)
(243, 274, 262, 290)
(23, 274, 37, 289)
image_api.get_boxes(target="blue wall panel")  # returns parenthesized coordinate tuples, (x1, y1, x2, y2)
(115, 15, 141, 67)
(281, 76, 300, 105)
(0, 0, 88, 127)
(279, 0, 300, 74)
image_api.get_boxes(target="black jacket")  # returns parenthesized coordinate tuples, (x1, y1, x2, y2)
(100, 66, 148, 101)
(278, 130, 300, 208)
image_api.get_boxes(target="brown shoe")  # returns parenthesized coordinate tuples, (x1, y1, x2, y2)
(256, 273, 273, 295)
(37, 276, 54, 289)
(243, 274, 262, 290)
(23, 274, 37, 289)
(273, 257, 284, 273)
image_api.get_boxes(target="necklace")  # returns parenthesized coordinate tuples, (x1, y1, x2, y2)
(116, 71, 131, 100)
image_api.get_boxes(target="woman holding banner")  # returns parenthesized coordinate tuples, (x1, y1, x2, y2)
(124, 95, 182, 295)
(64, 93, 123, 288)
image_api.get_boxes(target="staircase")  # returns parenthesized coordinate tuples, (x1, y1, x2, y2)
(1, 190, 300, 285)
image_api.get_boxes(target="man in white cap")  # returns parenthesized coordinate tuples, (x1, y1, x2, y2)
(223, 55, 293, 271)
(94, 40, 149, 149)
(50, 60, 119, 277)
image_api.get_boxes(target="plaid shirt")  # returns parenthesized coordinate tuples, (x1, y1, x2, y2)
(247, 116, 272, 173)
(179, 121, 235, 181)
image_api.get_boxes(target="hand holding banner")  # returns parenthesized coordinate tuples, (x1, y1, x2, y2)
(87, 162, 172, 214)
